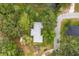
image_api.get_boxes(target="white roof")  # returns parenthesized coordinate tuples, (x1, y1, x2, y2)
(34, 22, 43, 29)
(31, 22, 43, 43)
(33, 36, 43, 42)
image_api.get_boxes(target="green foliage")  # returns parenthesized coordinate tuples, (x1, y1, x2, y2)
(23, 35, 33, 46)
(18, 4, 57, 48)
(0, 4, 57, 56)
(52, 19, 79, 56)
(52, 36, 79, 56)
(0, 36, 24, 56)
(75, 4, 79, 12)
(0, 4, 25, 56)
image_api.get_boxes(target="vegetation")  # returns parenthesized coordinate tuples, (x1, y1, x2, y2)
(75, 3, 79, 12)
(0, 3, 72, 56)
(57, 3, 71, 15)
(52, 19, 79, 56)
(0, 3, 58, 56)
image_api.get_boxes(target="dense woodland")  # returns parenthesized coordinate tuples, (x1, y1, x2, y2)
(0, 4, 59, 56)
(0, 3, 75, 56)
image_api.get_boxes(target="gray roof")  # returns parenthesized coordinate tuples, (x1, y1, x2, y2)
(66, 26, 79, 36)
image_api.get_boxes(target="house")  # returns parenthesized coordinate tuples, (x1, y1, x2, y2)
(31, 22, 43, 42)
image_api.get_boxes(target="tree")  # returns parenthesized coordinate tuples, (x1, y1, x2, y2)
(0, 3, 57, 56)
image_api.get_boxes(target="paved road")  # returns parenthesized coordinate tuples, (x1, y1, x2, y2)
(42, 12, 79, 56)
(54, 12, 79, 49)
(41, 3, 79, 56)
